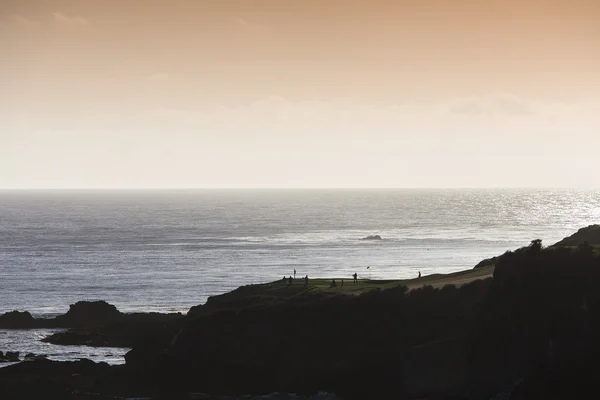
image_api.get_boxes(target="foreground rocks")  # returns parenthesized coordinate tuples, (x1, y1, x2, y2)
(0, 351, 20, 362)
(0, 357, 341, 400)
(0, 351, 49, 363)
(0, 359, 108, 399)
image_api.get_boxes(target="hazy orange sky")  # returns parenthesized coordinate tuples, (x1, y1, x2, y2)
(2, 0, 600, 188)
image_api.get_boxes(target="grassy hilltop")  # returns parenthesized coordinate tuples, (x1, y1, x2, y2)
(189, 265, 495, 317)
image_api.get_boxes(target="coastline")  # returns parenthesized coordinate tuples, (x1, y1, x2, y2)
(1, 225, 599, 399)
(3, 188, 593, 318)
(1, 265, 495, 354)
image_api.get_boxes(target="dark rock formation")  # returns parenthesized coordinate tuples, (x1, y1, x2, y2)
(0, 310, 38, 329)
(53, 300, 122, 328)
(553, 224, 600, 247)
(24, 353, 47, 362)
(0, 300, 124, 330)
(42, 312, 184, 348)
(0, 301, 123, 330)
(0, 300, 185, 349)
(361, 234, 383, 240)
(0, 351, 20, 362)
(42, 330, 111, 347)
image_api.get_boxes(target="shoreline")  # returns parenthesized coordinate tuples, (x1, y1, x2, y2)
(1, 225, 599, 399)
(0, 265, 495, 318)
(1, 264, 498, 369)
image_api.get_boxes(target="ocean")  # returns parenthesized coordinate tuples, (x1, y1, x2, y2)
(1, 188, 599, 364)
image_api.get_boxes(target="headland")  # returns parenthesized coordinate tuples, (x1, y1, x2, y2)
(1, 225, 599, 399)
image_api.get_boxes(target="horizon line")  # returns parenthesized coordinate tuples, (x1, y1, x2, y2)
(0, 187, 597, 191)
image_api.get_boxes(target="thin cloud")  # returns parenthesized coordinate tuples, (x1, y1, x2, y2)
(52, 12, 89, 28)
(490, 93, 535, 115)
(449, 98, 485, 115)
(231, 16, 270, 34)
(233, 17, 254, 28)
(449, 93, 535, 116)
(9, 14, 40, 29)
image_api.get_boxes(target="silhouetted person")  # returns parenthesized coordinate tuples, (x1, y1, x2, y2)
(294, 269, 296, 278)
(288, 276, 293, 286)
(330, 279, 337, 288)
(304, 275, 309, 286)
(353, 273, 358, 285)
(418, 271, 421, 278)
(282, 276, 286, 283)
(341, 279, 344, 287)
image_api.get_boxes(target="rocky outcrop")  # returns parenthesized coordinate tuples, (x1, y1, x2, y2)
(0, 351, 20, 363)
(42, 312, 185, 348)
(553, 224, 600, 247)
(1, 351, 49, 363)
(0, 301, 185, 349)
(0, 311, 39, 329)
(42, 330, 112, 347)
(0, 301, 122, 330)
(23, 353, 47, 362)
(361, 234, 383, 240)
(53, 300, 121, 328)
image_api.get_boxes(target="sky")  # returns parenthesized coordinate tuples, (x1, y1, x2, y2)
(2, 0, 600, 188)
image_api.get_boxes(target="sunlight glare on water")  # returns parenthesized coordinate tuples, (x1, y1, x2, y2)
(0, 188, 598, 315)
(0, 188, 599, 365)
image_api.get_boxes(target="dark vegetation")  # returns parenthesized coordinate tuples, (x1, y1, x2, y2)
(1, 226, 600, 399)
(553, 224, 600, 246)
(474, 224, 600, 269)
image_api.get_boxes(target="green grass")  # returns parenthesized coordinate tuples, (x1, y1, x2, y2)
(233, 265, 495, 298)
(196, 265, 496, 314)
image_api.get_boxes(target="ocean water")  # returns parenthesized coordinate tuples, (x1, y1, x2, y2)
(1, 189, 599, 364)
(0, 329, 128, 367)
